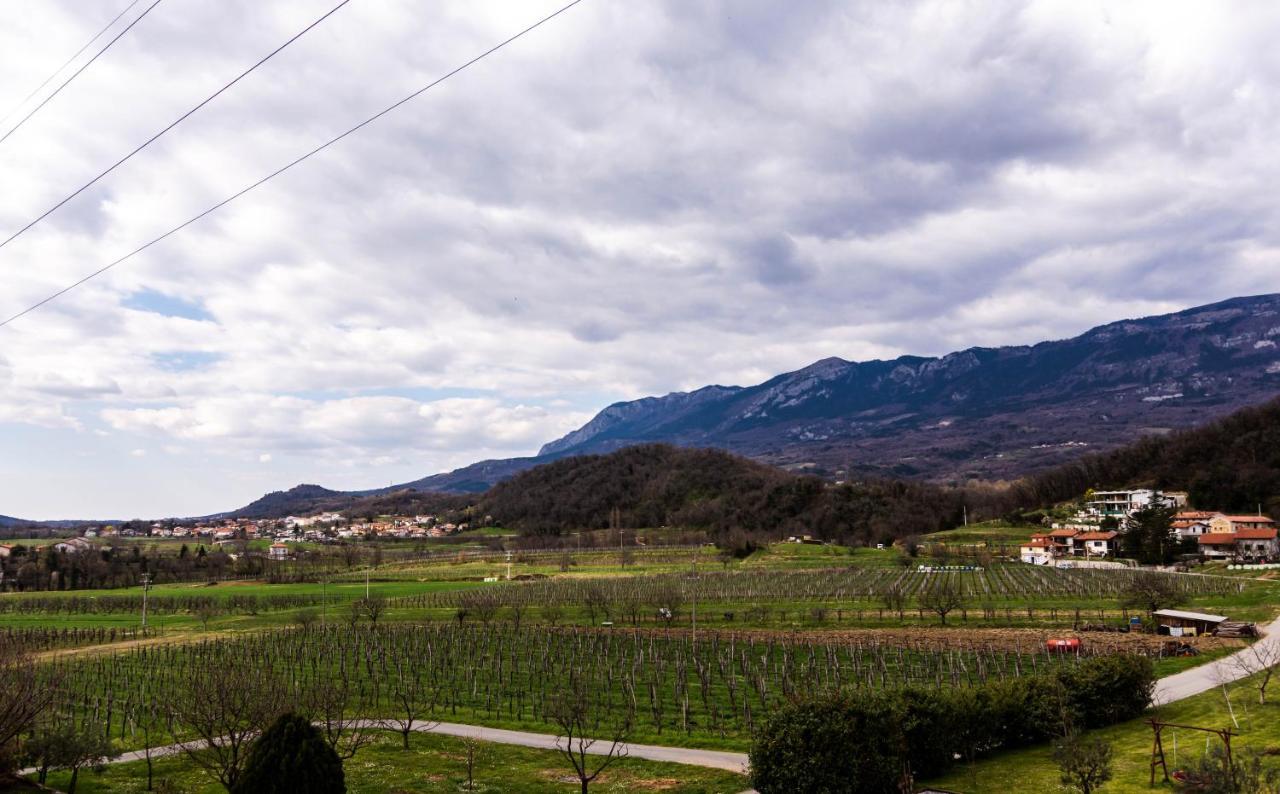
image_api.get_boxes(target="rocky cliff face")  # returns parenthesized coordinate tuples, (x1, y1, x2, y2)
(537, 294, 1280, 481)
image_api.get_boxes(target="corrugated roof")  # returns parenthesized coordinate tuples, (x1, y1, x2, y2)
(1153, 609, 1228, 623)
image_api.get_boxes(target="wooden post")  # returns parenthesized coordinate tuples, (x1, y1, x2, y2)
(1149, 720, 1168, 784)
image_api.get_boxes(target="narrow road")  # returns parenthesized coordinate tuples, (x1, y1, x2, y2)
(21, 720, 749, 778)
(1152, 614, 1280, 706)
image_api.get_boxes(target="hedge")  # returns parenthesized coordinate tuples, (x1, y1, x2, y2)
(750, 654, 1154, 793)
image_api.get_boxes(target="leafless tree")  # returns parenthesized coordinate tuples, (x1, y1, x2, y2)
(1118, 571, 1187, 617)
(921, 576, 967, 625)
(355, 596, 387, 625)
(303, 677, 376, 760)
(0, 649, 57, 777)
(458, 734, 486, 791)
(542, 603, 564, 626)
(169, 662, 285, 791)
(880, 582, 907, 617)
(507, 602, 526, 630)
(548, 677, 631, 794)
(583, 584, 612, 624)
(384, 659, 439, 750)
(464, 592, 499, 625)
(650, 584, 683, 628)
(1231, 638, 1280, 705)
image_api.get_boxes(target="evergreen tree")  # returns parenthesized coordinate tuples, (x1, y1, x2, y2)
(231, 713, 345, 794)
(1120, 502, 1178, 564)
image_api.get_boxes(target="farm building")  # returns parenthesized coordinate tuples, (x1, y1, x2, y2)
(1151, 609, 1228, 637)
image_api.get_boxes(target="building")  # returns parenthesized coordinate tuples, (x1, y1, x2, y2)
(1046, 528, 1080, 555)
(1197, 533, 1238, 559)
(1152, 609, 1229, 637)
(1209, 515, 1277, 535)
(268, 543, 290, 560)
(1086, 489, 1184, 518)
(1020, 539, 1055, 565)
(1234, 528, 1279, 560)
(1075, 530, 1118, 557)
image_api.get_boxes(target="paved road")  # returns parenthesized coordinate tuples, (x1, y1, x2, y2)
(21, 719, 750, 778)
(1152, 614, 1280, 706)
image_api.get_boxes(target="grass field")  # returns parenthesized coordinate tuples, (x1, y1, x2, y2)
(33, 730, 749, 793)
(925, 520, 1043, 545)
(926, 670, 1280, 793)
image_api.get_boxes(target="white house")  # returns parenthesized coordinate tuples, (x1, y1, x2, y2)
(268, 543, 290, 560)
(1076, 531, 1119, 557)
(1020, 539, 1055, 565)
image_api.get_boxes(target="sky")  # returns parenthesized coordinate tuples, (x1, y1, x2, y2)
(0, 0, 1277, 520)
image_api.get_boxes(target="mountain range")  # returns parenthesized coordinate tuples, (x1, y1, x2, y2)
(222, 293, 1280, 518)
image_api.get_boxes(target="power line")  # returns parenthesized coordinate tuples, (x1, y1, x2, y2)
(0, 0, 588, 330)
(0, 0, 145, 131)
(0, 0, 165, 146)
(0, 0, 356, 253)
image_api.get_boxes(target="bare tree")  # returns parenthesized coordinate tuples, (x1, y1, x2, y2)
(650, 584, 683, 628)
(458, 734, 487, 791)
(294, 608, 320, 630)
(920, 576, 967, 625)
(542, 603, 564, 626)
(548, 677, 631, 794)
(303, 677, 376, 760)
(880, 582, 907, 617)
(583, 584, 612, 624)
(507, 602, 526, 630)
(1118, 571, 1187, 617)
(1231, 638, 1280, 705)
(354, 596, 387, 625)
(169, 662, 284, 791)
(384, 659, 439, 750)
(464, 592, 499, 625)
(0, 649, 57, 777)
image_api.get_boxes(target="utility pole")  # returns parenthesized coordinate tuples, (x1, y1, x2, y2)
(505, 550, 513, 581)
(139, 573, 152, 629)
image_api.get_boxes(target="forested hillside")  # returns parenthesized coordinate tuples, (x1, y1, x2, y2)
(1010, 396, 1280, 517)
(479, 444, 976, 544)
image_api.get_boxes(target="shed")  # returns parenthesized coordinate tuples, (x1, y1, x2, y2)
(1151, 609, 1228, 637)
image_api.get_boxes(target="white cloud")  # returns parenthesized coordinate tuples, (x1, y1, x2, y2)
(1, 0, 1278, 515)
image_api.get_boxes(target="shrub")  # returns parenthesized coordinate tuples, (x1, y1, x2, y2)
(1059, 654, 1155, 729)
(231, 713, 345, 794)
(749, 693, 905, 794)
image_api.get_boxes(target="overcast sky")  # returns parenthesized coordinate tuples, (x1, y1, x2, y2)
(1, 0, 1277, 519)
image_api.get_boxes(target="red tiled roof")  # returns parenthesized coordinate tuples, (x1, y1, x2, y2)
(1221, 516, 1275, 524)
(1235, 528, 1278, 541)
(1076, 531, 1117, 541)
(1022, 541, 1051, 549)
(1049, 528, 1079, 537)
(1198, 533, 1237, 546)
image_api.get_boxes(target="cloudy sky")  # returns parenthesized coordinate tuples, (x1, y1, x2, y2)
(0, 0, 1276, 519)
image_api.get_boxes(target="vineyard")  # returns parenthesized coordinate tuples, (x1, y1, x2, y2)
(1, 626, 162, 653)
(47, 624, 1093, 750)
(400, 565, 1240, 612)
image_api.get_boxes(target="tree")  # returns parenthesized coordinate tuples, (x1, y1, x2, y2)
(170, 663, 285, 791)
(750, 693, 905, 794)
(231, 713, 345, 794)
(1118, 572, 1187, 617)
(458, 734, 487, 791)
(921, 576, 967, 625)
(303, 678, 376, 761)
(880, 582, 907, 617)
(1120, 503, 1178, 564)
(353, 596, 386, 625)
(0, 649, 56, 777)
(384, 658, 439, 750)
(294, 608, 320, 630)
(548, 677, 631, 794)
(23, 721, 117, 794)
(1053, 732, 1113, 794)
(1230, 637, 1280, 705)
(650, 584, 683, 628)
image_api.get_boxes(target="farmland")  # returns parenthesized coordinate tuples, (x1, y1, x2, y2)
(5, 539, 1279, 792)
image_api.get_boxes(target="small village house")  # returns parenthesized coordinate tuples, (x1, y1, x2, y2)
(1197, 533, 1238, 559)
(1075, 530, 1118, 557)
(1151, 609, 1229, 637)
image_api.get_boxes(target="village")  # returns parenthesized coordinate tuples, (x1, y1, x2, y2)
(1017, 488, 1278, 567)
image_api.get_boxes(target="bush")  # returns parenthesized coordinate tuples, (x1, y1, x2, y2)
(749, 693, 905, 794)
(751, 654, 1154, 791)
(231, 713, 345, 794)
(1059, 654, 1155, 729)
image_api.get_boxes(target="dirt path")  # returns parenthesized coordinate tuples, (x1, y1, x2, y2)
(33, 630, 224, 662)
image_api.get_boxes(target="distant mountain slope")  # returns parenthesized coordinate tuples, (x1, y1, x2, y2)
(539, 294, 1280, 481)
(1013, 395, 1280, 518)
